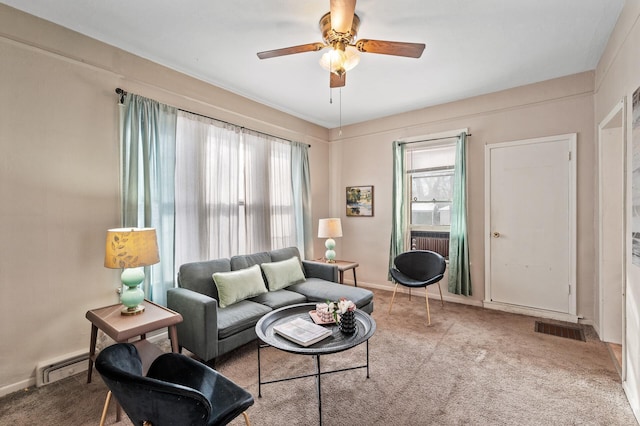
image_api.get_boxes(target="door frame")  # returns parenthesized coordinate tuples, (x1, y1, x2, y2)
(484, 134, 577, 322)
(597, 99, 626, 350)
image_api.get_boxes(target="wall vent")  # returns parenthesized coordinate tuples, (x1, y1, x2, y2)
(35, 351, 89, 387)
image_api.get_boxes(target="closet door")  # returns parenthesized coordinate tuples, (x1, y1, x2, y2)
(485, 134, 576, 316)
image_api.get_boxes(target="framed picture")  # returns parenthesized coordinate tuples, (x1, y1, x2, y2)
(346, 185, 374, 217)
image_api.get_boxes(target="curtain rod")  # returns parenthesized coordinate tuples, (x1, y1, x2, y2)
(398, 133, 471, 145)
(115, 88, 311, 148)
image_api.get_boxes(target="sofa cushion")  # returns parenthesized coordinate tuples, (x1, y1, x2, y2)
(230, 252, 271, 270)
(269, 247, 302, 263)
(287, 278, 374, 309)
(213, 264, 268, 308)
(261, 256, 306, 291)
(217, 300, 272, 339)
(249, 289, 307, 310)
(178, 258, 231, 299)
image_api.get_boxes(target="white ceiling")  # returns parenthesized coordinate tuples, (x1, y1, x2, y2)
(2, 0, 624, 129)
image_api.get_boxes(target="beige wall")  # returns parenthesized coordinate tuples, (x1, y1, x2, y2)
(0, 5, 330, 394)
(2, 5, 638, 420)
(329, 73, 595, 314)
(594, 0, 640, 420)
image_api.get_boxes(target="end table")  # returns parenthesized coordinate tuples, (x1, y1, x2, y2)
(311, 259, 359, 286)
(86, 299, 183, 383)
(86, 300, 182, 425)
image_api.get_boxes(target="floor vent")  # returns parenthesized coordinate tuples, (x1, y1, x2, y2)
(36, 351, 89, 387)
(535, 321, 586, 342)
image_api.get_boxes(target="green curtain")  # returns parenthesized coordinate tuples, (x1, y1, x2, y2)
(291, 142, 313, 259)
(448, 132, 472, 295)
(389, 140, 406, 279)
(120, 94, 177, 306)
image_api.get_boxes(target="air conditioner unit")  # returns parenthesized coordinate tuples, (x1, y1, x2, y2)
(35, 350, 89, 387)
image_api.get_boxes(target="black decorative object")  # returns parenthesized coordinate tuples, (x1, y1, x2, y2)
(339, 310, 357, 333)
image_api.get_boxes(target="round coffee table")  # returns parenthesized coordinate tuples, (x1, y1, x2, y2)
(255, 303, 376, 425)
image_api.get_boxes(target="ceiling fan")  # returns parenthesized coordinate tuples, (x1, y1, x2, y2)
(256, 0, 425, 88)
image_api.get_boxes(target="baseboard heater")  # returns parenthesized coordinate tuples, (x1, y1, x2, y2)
(35, 350, 89, 387)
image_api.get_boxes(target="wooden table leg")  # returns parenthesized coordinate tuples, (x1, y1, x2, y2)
(339, 270, 344, 284)
(352, 268, 358, 287)
(168, 325, 180, 353)
(87, 324, 98, 383)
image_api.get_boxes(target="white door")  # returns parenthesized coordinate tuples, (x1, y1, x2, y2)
(485, 134, 576, 316)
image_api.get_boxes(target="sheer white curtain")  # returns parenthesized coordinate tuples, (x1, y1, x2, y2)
(175, 112, 241, 265)
(244, 130, 297, 252)
(175, 112, 309, 265)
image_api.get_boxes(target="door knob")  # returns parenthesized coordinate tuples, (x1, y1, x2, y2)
(492, 232, 500, 238)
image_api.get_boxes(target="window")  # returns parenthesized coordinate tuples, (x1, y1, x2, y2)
(407, 143, 456, 230)
(406, 140, 456, 258)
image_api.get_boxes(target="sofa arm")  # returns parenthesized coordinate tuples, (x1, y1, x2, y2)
(167, 288, 219, 362)
(302, 260, 339, 283)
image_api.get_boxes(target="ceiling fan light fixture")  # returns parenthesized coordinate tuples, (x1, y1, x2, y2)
(320, 44, 360, 75)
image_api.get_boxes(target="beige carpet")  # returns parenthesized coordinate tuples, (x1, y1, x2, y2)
(0, 288, 636, 425)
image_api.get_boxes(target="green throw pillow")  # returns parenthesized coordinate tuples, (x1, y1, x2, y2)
(212, 264, 267, 308)
(261, 256, 306, 291)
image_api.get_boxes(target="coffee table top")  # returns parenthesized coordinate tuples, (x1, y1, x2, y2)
(256, 303, 376, 355)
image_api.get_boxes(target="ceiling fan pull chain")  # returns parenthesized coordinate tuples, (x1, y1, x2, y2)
(338, 88, 343, 137)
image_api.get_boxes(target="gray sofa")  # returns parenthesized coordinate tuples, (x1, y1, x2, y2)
(167, 247, 374, 363)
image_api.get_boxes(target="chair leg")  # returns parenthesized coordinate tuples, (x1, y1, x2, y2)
(388, 283, 399, 314)
(99, 391, 112, 426)
(437, 282, 444, 307)
(408, 288, 412, 301)
(425, 287, 431, 326)
(242, 411, 251, 426)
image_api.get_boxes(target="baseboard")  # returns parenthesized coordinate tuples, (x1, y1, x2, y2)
(355, 281, 484, 307)
(0, 377, 35, 398)
(0, 330, 170, 399)
(483, 301, 579, 323)
(623, 381, 640, 426)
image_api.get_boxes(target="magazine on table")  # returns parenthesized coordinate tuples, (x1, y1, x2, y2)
(273, 317, 332, 347)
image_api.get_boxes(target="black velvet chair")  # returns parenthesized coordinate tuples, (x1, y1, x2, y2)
(388, 250, 447, 325)
(95, 343, 254, 426)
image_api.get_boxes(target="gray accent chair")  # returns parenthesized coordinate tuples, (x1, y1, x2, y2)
(167, 247, 374, 363)
(95, 343, 254, 425)
(388, 250, 446, 325)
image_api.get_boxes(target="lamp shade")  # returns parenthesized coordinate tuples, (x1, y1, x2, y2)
(318, 218, 343, 238)
(104, 228, 160, 269)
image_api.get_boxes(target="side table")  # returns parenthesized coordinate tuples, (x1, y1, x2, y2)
(311, 259, 359, 286)
(86, 300, 183, 426)
(86, 299, 183, 383)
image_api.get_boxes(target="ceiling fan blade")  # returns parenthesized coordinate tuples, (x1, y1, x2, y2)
(330, 0, 357, 34)
(356, 39, 425, 58)
(257, 42, 325, 59)
(330, 72, 346, 88)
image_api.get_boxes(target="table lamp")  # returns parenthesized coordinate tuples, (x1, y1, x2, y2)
(104, 227, 160, 315)
(318, 218, 342, 263)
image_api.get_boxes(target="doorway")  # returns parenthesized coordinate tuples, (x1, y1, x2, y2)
(598, 99, 625, 375)
(484, 134, 577, 321)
